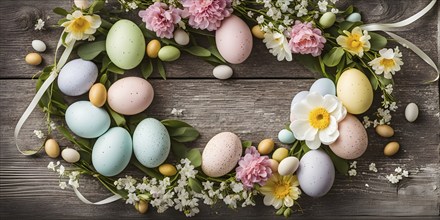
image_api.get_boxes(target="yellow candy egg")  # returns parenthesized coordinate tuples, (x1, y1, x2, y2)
(384, 141, 400, 156)
(251, 25, 265, 39)
(89, 83, 107, 107)
(146, 39, 161, 58)
(137, 200, 149, 214)
(158, 163, 177, 176)
(336, 68, 373, 114)
(44, 139, 60, 158)
(258, 138, 275, 155)
(272, 148, 289, 162)
(375, 124, 394, 138)
(25, 53, 42, 65)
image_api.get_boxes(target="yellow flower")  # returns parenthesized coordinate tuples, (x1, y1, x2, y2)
(368, 47, 403, 79)
(61, 10, 101, 44)
(259, 173, 301, 209)
(336, 27, 371, 57)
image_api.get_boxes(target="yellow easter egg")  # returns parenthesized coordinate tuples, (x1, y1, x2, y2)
(272, 148, 289, 162)
(336, 68, 373, 114)
(89, 83, 107, 107)
(25, 53, 42, 65)
(258, 138, 274, 155)
(251, 25, 265, 39)
(158, 163, 177, 176)
(146, 39, 161, 58)
(45, 139, 60, 158)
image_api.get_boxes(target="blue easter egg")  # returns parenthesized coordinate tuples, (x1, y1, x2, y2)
(278, 129, 296, 144)
(65, 101, 110, 138)
(309, 78, 336, 96)
(346, 13, 362, 22)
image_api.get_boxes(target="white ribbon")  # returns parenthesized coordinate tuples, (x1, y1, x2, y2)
(74, 187, 122, 205)
(360, 0, 439, 83)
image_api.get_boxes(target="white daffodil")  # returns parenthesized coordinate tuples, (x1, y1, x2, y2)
(336, 26, 371, 57)
(368, 47, 403, 79)
(263, 31, 292, 61)
(61, 10, 101, 44)
(290, 92, 347, 149)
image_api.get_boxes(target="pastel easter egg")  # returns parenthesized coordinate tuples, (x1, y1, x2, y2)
(272, 147, 289, 162)
(310, 78, 336, 96)
(158, 46, 180, 62)
(278, 156, 299, 176)
(32, 39, 46, 52)
(106, 19, 145, 70)
(337, 68, 373, 114)
(89, 83, 107, 107)
(375, 124, 394, 138)
(45, 139, 60, 158)
(258, 138, 275, 155)
(405, 103, 419, 122)
(65, 101, 110, 138)
(319, 12, 336, 29)
(346, 13, 362, 22)
(213, 65, 233, 80)
(384, 141, 400, 156)
(251, 25, 265, 39)
(278, 129, 296, 144)
(216, 15, 253, 64)
(92, 127, 132, 176)
(159, 164, 178, 176)
(146, 39, 161, 58)
(61, 148, 80, 163)
(133, 118, 171, 168)
(58, 59, 98, 96)
(297, 150, 335, 197)
(25, 53, 42, 65)
(201, 132, 242, 177)
(174, 29, 190, 46)
(268, 159, 279, 173)
(107, 77, 154, 115)
(329, 114, 368, 159)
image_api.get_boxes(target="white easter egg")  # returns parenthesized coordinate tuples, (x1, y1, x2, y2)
(405, 103, 419, 122)
(174, 29, 190, 46)
(61, 148, 80, 163)
(32, 40, 46, 52)
(213, 65, 233, 79)
(278, 156, 299, 176)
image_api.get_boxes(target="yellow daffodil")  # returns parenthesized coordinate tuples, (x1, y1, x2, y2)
(259, 174, 301, 209)
(61, 10, 101, 44)
(368, 47, 404, 79)
(336, 27, 371, 57)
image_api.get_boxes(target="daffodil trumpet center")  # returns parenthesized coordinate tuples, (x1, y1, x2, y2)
(69, 17, 91, 33)
(308, 107, 330, 129)
(274, 182, 290, 199)
(380, 58, 396, 68)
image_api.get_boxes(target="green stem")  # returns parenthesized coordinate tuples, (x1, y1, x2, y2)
(132, 159, 163, 179)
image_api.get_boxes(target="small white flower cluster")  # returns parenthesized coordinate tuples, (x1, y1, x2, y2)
(34, 130, 45, 139)
(171, 108, 185, 117)
(34, 18, 45, 31)
(362, 84, 397, 128)
(369, 163, 378, 172)
(119, 0, 139, 12)
(386, 167, 409, 184)
(348, 161, 357, 176)
(47, 161, 81, 189)
(198, 179, 257, 209)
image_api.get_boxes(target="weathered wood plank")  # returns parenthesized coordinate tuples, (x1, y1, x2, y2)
(0, 79, 438, 219)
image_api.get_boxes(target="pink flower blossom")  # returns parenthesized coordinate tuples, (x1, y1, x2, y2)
(289, 21, 326, 57)
(235, 146, 272, 189)
(138, 2, 182, 39)
(181, 0, 232, 31)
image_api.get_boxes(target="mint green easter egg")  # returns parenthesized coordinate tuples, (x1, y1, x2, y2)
(106, 19, 145, 70)
(319, 12, 336, 29)
(158, 46, 181, 62)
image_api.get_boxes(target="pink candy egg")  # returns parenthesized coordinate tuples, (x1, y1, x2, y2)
(329, 114, 368, 159)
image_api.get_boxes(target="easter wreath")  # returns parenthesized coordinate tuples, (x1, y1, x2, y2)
(15, 0, 439, 217)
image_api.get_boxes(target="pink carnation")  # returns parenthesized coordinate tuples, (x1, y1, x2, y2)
(138, 2, 182, 39)
(235, 146, 272, 189)
(289, 21, 326, 57)
(181, 0, 232, 31)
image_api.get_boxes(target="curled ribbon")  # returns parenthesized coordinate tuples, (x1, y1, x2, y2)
(73, 187, 122, 205)
(360, 0, 439, 83)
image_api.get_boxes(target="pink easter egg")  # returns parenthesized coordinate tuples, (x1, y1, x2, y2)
(329, 114, 368, 159)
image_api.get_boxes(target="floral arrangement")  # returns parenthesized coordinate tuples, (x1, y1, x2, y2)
(17, 0, 438, 218)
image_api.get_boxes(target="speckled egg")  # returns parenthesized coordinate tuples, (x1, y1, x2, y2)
(297, 150, 335, 197)
(58, 59, 98, 96)
(310, 78, 336, 96)
(92, 127, 132, 177)
(107, 77, 154, 115)
(337, 68, 373, 114)
(329, 114, 368, 159)
(133, 118, 171, 168)
(201, 132, 242, 177)
(215, 15, 253, 64)
(65, 101, 110, 138)
(106, 19, 145, 70)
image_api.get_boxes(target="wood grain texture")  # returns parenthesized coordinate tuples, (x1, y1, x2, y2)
(0, 0, 439, 219)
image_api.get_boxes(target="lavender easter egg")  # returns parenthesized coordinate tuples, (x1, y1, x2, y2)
(202, 132, 242, 177)
(215, 15, 253, 64)
(58, 59, 98, 96)
(329, 114, 368, 159)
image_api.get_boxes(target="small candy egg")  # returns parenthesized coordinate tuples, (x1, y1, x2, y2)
(258, 139, 275, 155)
(346, 12, 362, 22)
(278, 156, 299, 176)
(310, 78, 336, 96)
(159, 164, 177, 176)
(268, 159, 279, 173)
(319, 12, 336, 29)
(251, 25, 265, 39)
(272, 148, 289, 162)
(278, 129, 296, 144)
(405, 103, 419, 122)
(44, 139, 60, 158)
(32, 40, 46, 52)
(375, 124, 394, 138)
(89, 83, 107, 107)
(61, 148, 80, 163)
(158, 46, 180, 62)
(25, 53, 42, 65)
(213, 65, 233, 80)
(74, 0, 91, 9)
(146, 39, 161, 58)
(137, 200, 149, 214)
(174, 29, 190, 46)
(384, 141, 400, 156)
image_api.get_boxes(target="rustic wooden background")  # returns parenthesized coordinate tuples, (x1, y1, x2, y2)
(0, 0, 439, 219)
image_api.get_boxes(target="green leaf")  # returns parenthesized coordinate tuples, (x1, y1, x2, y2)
(342, 5, 354, 16)
(171, 140, 189, 159)
(141, 59, 153, 79)
(77, 41, 106, 60)
(105, 104, 126, 126)
(188, 178, 203, 193)
(186, 148, 202, 167)
(53, 7, 68, 16)
(338, 21, 363, 31)
(161, 119, 192, 128)
(323, 47, 345, 67)
(293, 54, 323, 75)
(57, 18, 69, 26)
(242, 140, 252, 148)
(369, 74, 379, 90)
(208, 45, 226, 63)
(378, 75, 393, 86)
(369, 32, 388, 51)
(322, 146, 349, 175)
(101, 56, 111, 73)
(170, 127, 199, 142)
(183, 46, 211, 57)
(108, 63, 125, 74)
(88, 0, 105, 14)
(100, 18, 113, 29)
(157, 60, 166, 80)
